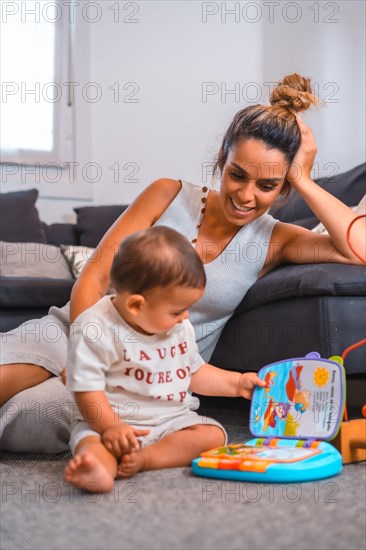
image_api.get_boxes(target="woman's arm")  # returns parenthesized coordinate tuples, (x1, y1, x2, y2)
(266, 116, 365, 270)
(189, 364, 266, 399)
(69, 178, 182, 322)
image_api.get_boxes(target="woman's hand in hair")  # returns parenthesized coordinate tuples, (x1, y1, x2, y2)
(286, 115, 317, 188)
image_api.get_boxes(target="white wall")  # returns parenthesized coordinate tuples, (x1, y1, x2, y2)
(88, 0, 263, 205)
(262, 0, 366, 176)
(1, 0, 365, 222)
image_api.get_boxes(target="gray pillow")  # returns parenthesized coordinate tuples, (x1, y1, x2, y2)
(74, 204, 128, 247)
(60, 244, 96, 278)
(0, 241, 73, 279)
(0, 188, 47, 243)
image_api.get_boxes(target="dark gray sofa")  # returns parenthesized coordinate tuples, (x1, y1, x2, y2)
(1, 164, 365, 376)
(1, 201, 129, 330)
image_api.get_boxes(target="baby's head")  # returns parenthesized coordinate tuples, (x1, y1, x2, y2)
(110, 226, 206, 334)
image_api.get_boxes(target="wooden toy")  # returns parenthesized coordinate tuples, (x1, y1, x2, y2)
(331, 418, 366, 464)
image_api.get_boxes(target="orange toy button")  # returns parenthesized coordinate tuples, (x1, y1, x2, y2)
(217, 459, 242, 470)
(239, 460, 271, 472)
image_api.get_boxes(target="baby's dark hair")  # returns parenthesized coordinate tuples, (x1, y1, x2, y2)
(213, 74, 318, 199)
(110, 226, 206, 294)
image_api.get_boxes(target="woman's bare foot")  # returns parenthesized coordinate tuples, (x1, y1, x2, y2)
(116, 450, 147, 478)
(64, 452, 114, 493)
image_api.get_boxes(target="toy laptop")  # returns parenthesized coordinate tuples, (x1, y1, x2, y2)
(192, 352, 346, 483)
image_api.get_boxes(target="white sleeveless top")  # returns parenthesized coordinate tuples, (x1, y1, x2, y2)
(154, 180, 278, 361)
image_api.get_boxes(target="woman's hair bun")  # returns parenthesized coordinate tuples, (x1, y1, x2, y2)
(270, 73, 318, 113)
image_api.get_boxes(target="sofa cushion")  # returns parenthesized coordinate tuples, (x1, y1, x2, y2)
(0, 189, 47, 243)
(235, 263, 366, 315)
(270, 163, 366, 228)
(0, 277, 74, 308)
(74, 205, 128, 247)
(0, 242, 73, 280)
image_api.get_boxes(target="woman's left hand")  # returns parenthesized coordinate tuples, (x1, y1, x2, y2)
(286, 115, 317, 188)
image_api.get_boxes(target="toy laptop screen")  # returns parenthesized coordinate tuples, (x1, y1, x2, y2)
(250, 355, 345, 441)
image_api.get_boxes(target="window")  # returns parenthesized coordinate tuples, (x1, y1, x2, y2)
(0, 1, 73, 165)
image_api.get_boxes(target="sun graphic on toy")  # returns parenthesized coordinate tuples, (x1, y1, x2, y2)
(313, 367, 330, 387)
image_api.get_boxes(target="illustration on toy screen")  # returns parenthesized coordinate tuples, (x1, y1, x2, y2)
(250, 359, 343, 439)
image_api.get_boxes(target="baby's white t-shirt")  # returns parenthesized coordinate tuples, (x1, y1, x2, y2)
(66, 296, 205, 425)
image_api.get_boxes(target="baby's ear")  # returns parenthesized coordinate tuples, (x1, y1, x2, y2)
(126, 294, 145, 315)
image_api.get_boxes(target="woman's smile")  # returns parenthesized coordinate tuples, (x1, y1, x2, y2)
(229, 196, 256, 216)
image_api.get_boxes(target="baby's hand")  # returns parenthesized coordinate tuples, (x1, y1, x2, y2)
(238, 372, 266, 400)
(102, 423, 150, 457)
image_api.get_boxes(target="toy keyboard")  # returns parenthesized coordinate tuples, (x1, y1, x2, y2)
(192, 353, 345, 483)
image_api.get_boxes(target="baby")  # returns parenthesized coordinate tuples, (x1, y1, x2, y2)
(64, 226, 265, 492)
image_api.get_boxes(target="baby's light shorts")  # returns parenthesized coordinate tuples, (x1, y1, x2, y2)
(69, 410, 227, 453)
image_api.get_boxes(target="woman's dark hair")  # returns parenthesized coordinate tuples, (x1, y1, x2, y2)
(110, 226, 206, 294)
(213, 74, 318, 198)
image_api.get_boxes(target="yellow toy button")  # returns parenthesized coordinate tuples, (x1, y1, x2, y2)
(198, 458, 218, 469)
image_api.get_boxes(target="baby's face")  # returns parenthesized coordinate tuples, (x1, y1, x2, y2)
(135, 285, 204, 335)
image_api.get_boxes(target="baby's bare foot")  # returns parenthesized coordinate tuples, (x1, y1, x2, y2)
(116, 450, 146, 478)
(64, 453, 114, 493)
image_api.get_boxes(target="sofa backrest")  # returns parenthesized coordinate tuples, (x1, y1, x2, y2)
(2, 163, 364, 244)
(43, 223, 78, 246)
(44, 205, 129, 247)
(0, 188, 129, 247)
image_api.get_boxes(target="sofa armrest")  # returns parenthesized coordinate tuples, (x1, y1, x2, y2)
(235, 263, 366, 316)
(211, 262, 366, 375)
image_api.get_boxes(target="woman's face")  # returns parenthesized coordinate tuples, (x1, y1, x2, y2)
(219, 139, 289, 225)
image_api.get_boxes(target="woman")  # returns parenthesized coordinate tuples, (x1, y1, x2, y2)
(0, 74, 364, 452)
